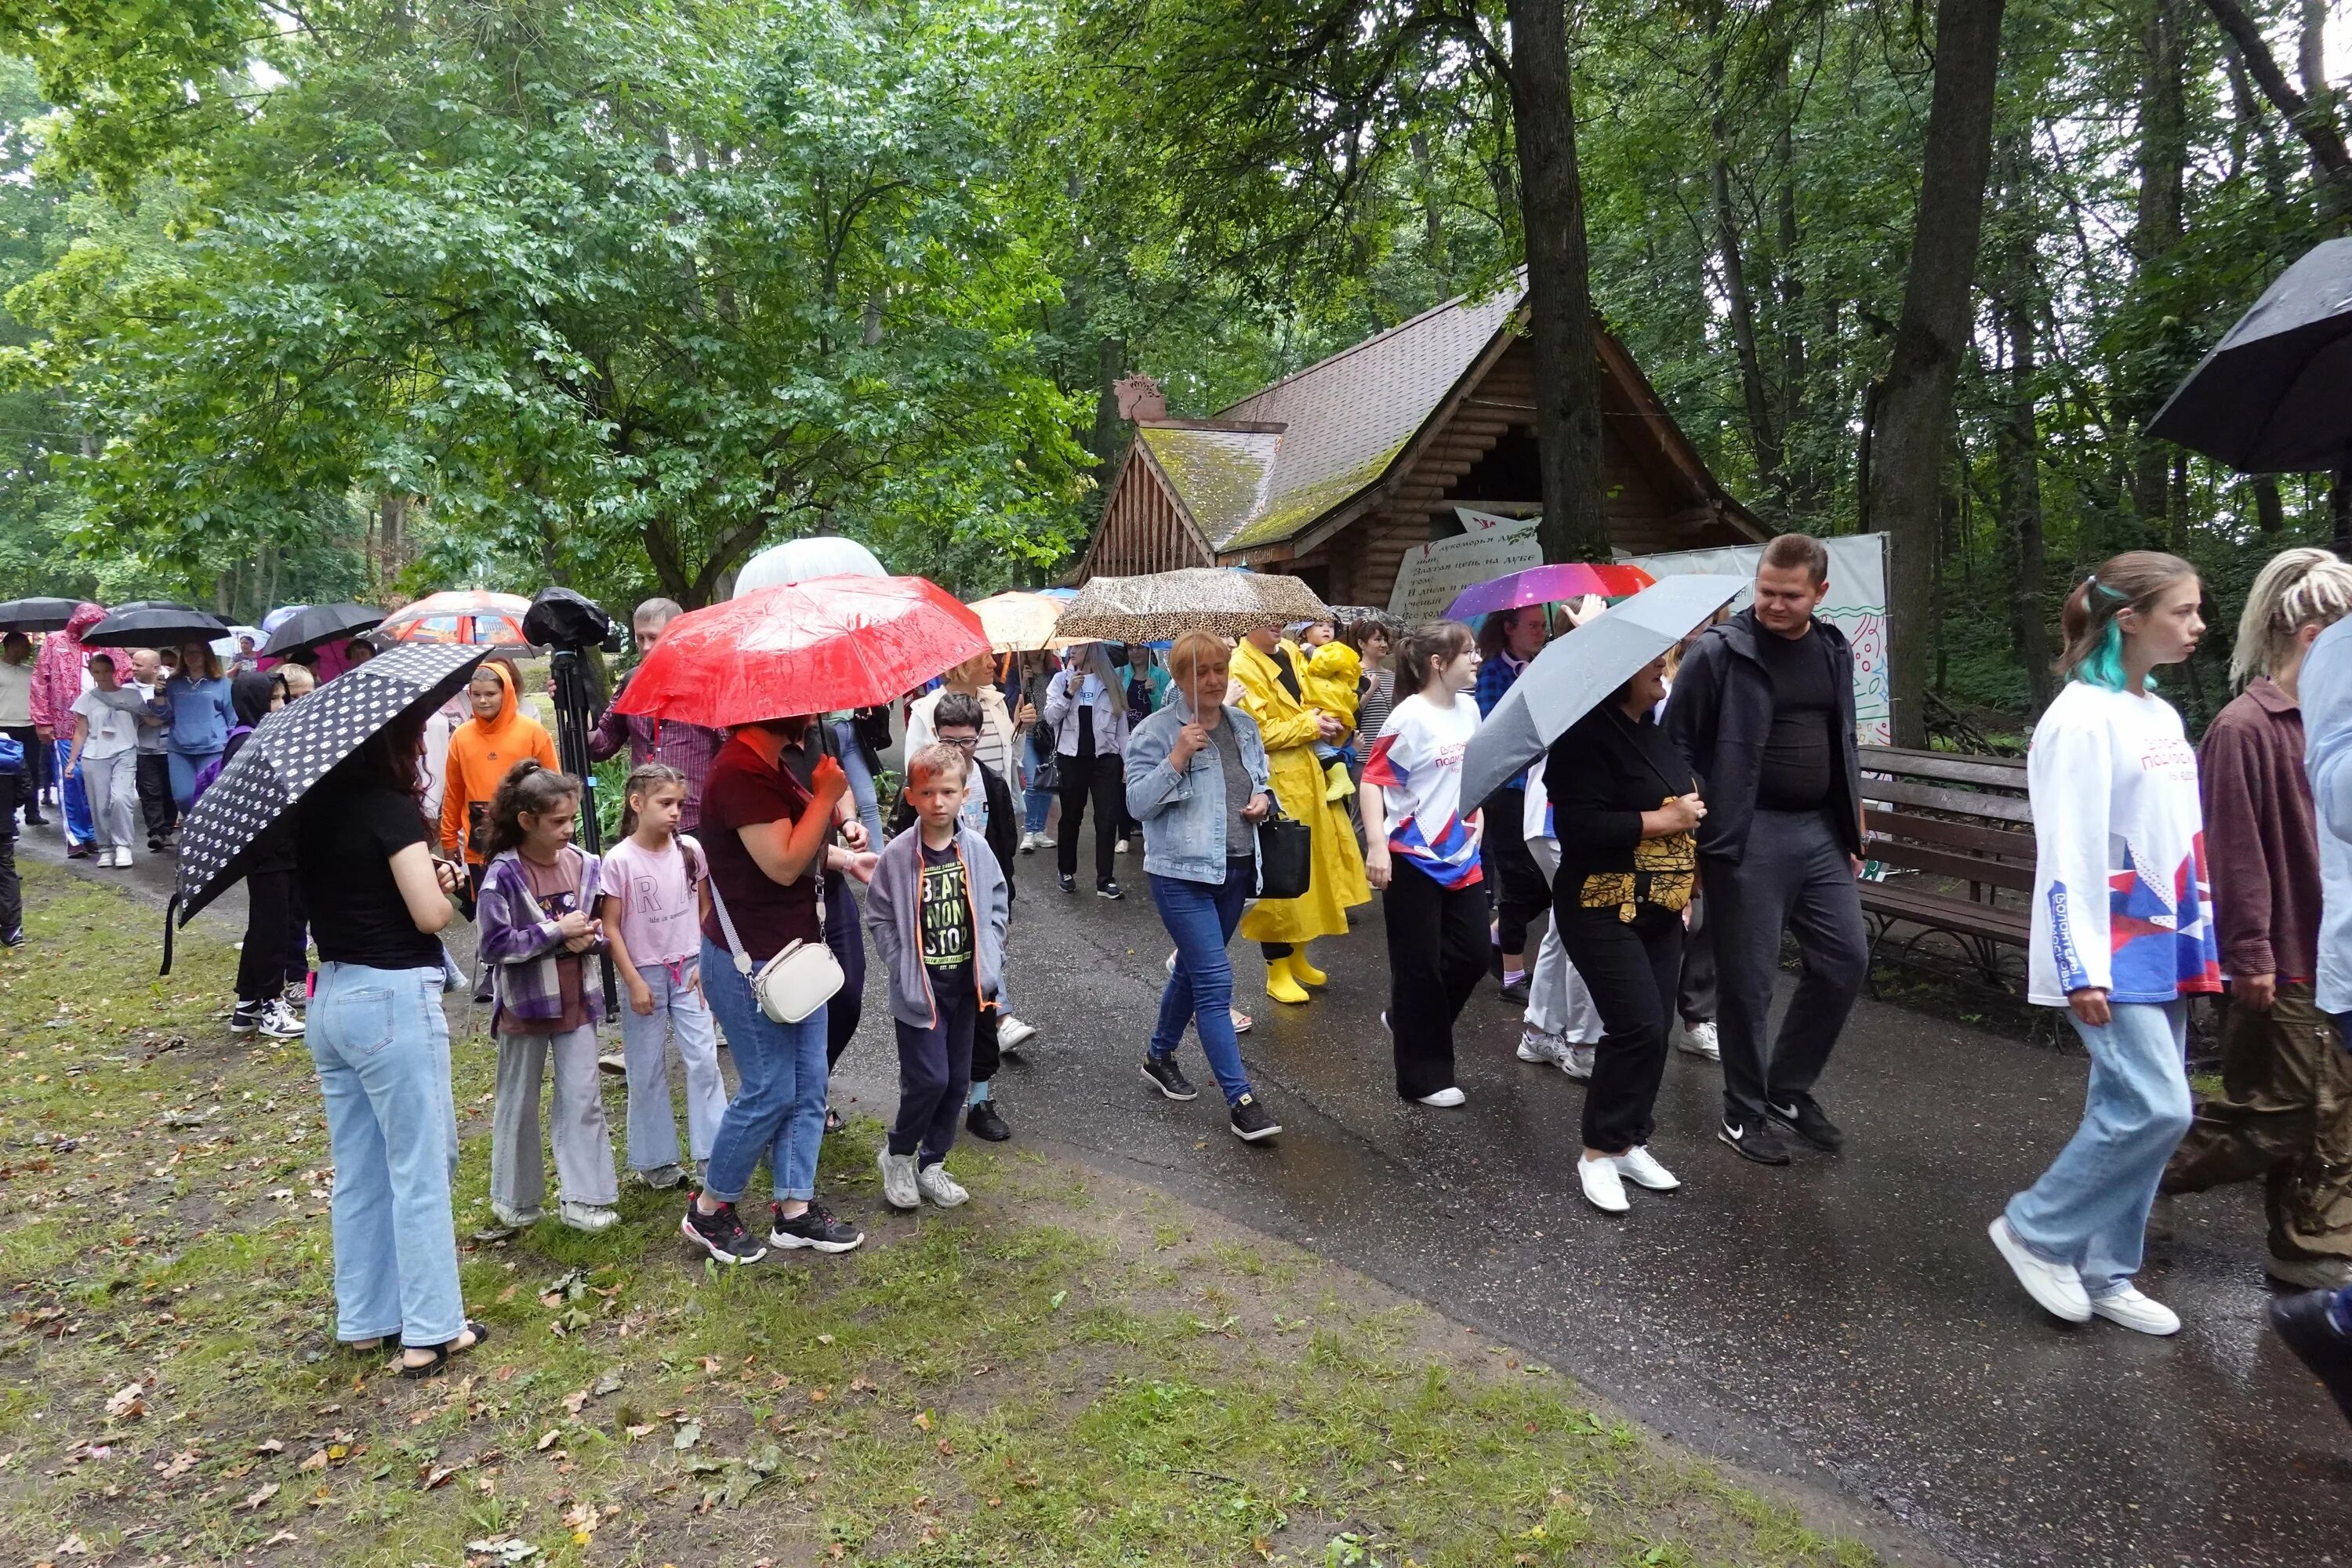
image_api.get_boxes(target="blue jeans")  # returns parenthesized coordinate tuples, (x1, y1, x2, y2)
(2005, 1000, 2194, 1297)
(831, 720, 886, 851)
(699, 937, 829, 1206)
(1148, 858, 1255, 1104)
(307, 961, 464, 1348)
(1023, 728, 1053, 834)
(53, 739, 92, 846)
(620, 959, 726, 1171)
(166, 747, 221, 812)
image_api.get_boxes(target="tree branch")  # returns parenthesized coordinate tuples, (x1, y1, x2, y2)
(2197, 0, 2350, 176)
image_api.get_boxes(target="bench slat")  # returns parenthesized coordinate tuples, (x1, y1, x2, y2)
(1860, 746, 2027, 789)
(1861, 883, 2031, 942)
(1869, 841, 2037, 893)
(1864, 807, 2036, 861)
(1860, 775, 2034, 825)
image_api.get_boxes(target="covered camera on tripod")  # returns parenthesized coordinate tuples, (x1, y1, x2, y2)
(523, 586, 621, 652)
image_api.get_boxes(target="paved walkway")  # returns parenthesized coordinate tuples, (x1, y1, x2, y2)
(34, 825, 2351, 1567)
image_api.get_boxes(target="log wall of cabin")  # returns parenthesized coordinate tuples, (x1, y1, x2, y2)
(1091, 454, 1211, 576)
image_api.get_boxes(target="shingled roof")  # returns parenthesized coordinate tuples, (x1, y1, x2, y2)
(1135, 282, 1526, 554)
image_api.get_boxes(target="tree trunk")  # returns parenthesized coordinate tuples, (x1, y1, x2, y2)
(1504, 0, 1610, 564)
(2198, 0, 2352, 215)
(2252, 474, 2285, 533)
(1868, 0, 2006, 747)
(1991, 134, 2054, 711)
(2130, 0, 2187, 532)
(1410, 129, 1448, 289)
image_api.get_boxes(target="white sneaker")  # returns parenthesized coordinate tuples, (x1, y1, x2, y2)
(1516, 1028, 1568, 1066)
(877, 1149, 920, 1210)
(597, 1051, 626, 1076)
(1987, 1217, 2091, 1323)
(1577, 1155, 1630, 1213)
(1032, 831, 1054, 849)
(1416, 1087, 1466, 1108)
(1563, 1044, 1595, 1080)
(2088, 1284, 2180, 1336)
(996, 1014, 1037, 1051)
(1115, 837, 1131, 855)
(257, 996, 306, 1039)
(914, 1162, 970, 1208)
(114, 846, 133, 868)
(489, 1200, 542, 1231)
(1612, 1145, 1680, 1191)
(1678, 1020, 1720, 1061)
(559, 1200, 619, 1234)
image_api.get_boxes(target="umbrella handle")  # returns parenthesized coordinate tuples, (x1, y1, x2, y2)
(160, 893, 180, 978)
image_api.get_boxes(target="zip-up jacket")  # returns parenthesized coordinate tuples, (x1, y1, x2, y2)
(864, 822, 1008, 1029)
(887, 756, 1019, 900)
(1664, 607, 1862, 864)
(477, 844, 608, 1027)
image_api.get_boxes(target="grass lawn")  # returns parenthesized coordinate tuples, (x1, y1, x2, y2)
(0, 862, 1882, 1567)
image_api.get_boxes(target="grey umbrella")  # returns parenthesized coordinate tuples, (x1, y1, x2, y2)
(1458, 574, 1744, 810)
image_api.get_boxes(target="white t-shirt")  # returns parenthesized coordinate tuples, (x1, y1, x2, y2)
(2026, 680, 2223, 1007)
(1363, 692, 1483, 889)
(597, 833, 706, 967)
(906, 685, 1019, 783)
(70, 688, 140, 760)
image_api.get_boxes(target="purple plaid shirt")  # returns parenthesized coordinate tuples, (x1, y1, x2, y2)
(590, 669, 724, 830)
(477, 847, 607, 1029)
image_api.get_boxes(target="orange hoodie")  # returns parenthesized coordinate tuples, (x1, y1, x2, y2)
(441, 662, 560, 865)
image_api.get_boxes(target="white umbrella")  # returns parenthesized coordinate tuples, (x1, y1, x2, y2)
(734, 536, 887, 596)
(1459, 575, 1744, 809)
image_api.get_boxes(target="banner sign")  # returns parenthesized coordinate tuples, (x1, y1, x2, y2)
(1385, 509, 1542, 622)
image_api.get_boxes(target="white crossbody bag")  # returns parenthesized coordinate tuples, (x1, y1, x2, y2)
(706, 866, 844, 1025)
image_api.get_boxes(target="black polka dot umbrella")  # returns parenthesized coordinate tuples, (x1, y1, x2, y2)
(163, 641, 492, 971)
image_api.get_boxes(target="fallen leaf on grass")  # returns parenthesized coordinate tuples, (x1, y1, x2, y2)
(238, 1481, 280, 1511)
(464, 1537, 539, 1564)
(807, 1388, 829, 1404)
(103, 1382, 145, 1420)
(297, 1449, 328, 1473)
(263, 1530, 299, 1546)
(252, 1439, 285, 1455)
(535, 1431, 560, 1452)
(911, 1410, 931, 1431)
(561, 1389, 589, 1415)
(700, 1355, 722, 1374)
(154, 1450, 198, 1480)
(815, 1333, 834, 1345)
(592, 1369, 624, 1396)
(420, 1465, 456, 1490)
(848, 1375, 876, 1394)
(624, 1424, 655, 1440)
(673, 1421, 701, 1450)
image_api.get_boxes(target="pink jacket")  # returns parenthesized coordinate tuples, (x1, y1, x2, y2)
(27, 601, 103, 732)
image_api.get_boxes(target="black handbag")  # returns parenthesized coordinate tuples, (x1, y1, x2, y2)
(1254, 805, 1312, 900)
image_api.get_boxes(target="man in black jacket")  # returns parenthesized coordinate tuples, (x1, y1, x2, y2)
(889, 691, 1029, 1142)
(1665, 534, 1869, 1166)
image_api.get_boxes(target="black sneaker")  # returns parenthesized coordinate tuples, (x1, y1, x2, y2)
(1141, 1054, 1198, 1102)
(965, 1100, 1011, 1142)
(1228, 1093, 1282, 1142)
(1096, 880, 1123, 900)
(1766, 1093, 1846, 1152)
(229, 1000, 263, 1035)
(147, 836, 165, 851)
(680, 1197, 767, 1265)
(0, 927, 22, 948)
(1497, 977, 1530, 1004)
(771, 1200, 864, 1254)
(2270, 1290, 2352, 1425)
(1057, 873, 1076, 895)
(1718, 1114, 1791, 1165)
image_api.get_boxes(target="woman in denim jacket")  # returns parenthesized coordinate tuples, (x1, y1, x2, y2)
(1124, 632, 1283, 1143)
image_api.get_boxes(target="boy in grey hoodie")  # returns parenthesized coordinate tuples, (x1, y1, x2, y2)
(865, 741, 1010, 1210)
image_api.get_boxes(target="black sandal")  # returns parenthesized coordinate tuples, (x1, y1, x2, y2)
(397, 1320, 490, 1379)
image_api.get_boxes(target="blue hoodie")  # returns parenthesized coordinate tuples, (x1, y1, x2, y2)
(162, 670, 235, 757)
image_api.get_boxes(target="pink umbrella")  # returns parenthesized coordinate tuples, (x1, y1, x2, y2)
(1445, 562, 1655, 622)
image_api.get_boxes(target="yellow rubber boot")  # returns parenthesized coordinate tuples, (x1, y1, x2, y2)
(1323, 760, 1355, 801)
(1290, 945, 1329, 988)
(1265, 955, 1312, 1005)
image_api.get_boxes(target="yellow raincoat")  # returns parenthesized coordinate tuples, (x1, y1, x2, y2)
(1301, 639, 1363, 733)
(1232, 637, 1370, 946)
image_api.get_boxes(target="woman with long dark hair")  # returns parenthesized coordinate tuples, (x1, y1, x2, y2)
(296, 706, 485, 1375)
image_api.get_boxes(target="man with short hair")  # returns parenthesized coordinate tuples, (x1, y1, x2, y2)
(591, 597, 724, 834)
(1666, 534, 1868, 1167)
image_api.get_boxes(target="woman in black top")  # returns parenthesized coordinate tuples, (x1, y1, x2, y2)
(1544, 652, 1706, 1214)
(296, 708, 486, 1375)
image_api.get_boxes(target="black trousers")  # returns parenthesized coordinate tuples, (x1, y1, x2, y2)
(135, 753, 176, 840)
(1483, 787, 1550, 956)
(2, 727, 42, 818)
(1678, 891, 1716, 1024)
(824, 874, 866, 1069)
(888, 971, 976, 1164)
(972, 1003, 1000, 1086)
(1559, 903, 1685, 1152)
(1384, 858, 1490, 1099)
(0, 772, 19, 936)
(237, 869, 305, 1002)
(1055, 750, 1120, 885)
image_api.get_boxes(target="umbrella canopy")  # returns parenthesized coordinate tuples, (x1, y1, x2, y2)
(260, 604, 307, 635)
(1056, 568, 1333, 643)
(260, 603, 384, 659)
(169, 642, 494, 946)
(967, 590, 1070, 653)
(734, 535, 887, 596)
(1445, 562, 1656, 622)
(1327, 604, 1404, 637)
(2149, 237, 2352, 474)
(83, 604, 230, 648)
(0, 597, 85, 633)
(613, 575, 987, 729)
(377, 590, 534, 647)
(1458, 574, 1744, 810)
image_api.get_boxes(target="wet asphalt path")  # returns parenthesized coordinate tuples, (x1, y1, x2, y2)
(38, 826, 2352, 1567)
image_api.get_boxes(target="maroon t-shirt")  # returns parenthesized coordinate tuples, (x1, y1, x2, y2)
(698, 737, 821, 962)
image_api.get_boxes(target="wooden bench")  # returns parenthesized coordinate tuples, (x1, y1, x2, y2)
(1854, 745, 2034, 987)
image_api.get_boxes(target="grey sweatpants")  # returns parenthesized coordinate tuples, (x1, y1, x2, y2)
(491, 1024, 619, 1211)
(79, 750, 137, 852)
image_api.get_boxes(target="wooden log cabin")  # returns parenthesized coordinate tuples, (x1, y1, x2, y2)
(1079, 276, 1765, 605)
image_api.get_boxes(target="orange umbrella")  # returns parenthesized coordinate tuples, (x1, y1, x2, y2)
(377, 590, 535, 647)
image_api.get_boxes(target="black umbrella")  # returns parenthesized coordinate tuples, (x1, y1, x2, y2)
(0, 597, 83, 633)
(2149, 236, 2352, 549)
(163, 641, 492, 971)
(258, 602, 386, 659)
(84, 604, 230, 648)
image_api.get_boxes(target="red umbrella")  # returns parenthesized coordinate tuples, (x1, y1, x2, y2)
(613, 575, 987, 729)
(1445, 562, 1655, 622)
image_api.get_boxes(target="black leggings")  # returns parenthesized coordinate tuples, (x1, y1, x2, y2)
(1055, 750, 1120, 885)
(238, 870, 307, 1003)
(1484, 786, 1549, 956)
(824, 875, 866, 1069)
(1558, 903, 1684, 1153)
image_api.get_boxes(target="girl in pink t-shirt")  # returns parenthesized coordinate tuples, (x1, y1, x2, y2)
(597, 763, 725, 1189)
